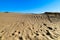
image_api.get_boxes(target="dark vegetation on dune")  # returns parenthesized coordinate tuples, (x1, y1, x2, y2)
(45, 12, 60, 14)
(4, 12, 9, 13)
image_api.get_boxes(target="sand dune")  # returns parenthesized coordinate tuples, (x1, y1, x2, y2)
(0, 12, 60, 40)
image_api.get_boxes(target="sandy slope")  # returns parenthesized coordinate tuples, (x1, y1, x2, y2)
(0, 12, 60, 40)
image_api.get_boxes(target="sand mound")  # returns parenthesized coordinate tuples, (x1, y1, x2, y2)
(0, 12, 60, 40)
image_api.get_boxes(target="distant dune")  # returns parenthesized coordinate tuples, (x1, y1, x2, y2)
(0, 12, 60, 40)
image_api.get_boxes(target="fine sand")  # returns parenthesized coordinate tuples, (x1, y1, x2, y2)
(0, 12, 60, 40)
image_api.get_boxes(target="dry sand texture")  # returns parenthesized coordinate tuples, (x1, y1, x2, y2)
(0, 12, 60, 40)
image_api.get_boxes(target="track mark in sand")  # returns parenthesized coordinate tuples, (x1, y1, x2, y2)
(47, 27, 53, 30)
(46, 14, 52, 23)
(18, 31, 20, 34)
(19, 36, 23, 40)
(1, 31, 4, 33)
(12, 33, 15, 36)
(0, 36, 2, 40)
(43, 23, 47, 26)
(46, 30, 54, 39)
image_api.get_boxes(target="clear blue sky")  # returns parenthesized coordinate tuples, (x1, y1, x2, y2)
(0, 0, 60, 13)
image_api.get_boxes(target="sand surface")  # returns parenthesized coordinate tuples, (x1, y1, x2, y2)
(0, 12, 60, 40)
